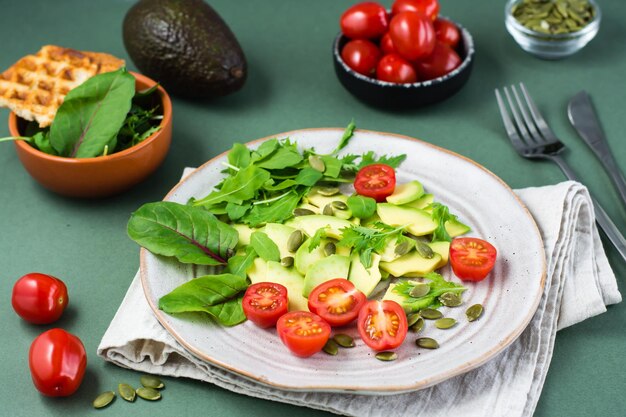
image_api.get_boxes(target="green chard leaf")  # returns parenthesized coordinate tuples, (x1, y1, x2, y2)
(50, 67, 135, 158)
(346, 195, 377, 219)
(226, 246, 257, 279)
(127, 201, 238, 265)
(203, 296, 246, 326)
(250, 231, 281, 262)
(194, 165, 271, 207)
(430, 203, 458, 242)
(32, 131, 57, 155)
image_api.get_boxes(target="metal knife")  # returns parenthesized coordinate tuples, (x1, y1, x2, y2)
(567, 91, 626, 207)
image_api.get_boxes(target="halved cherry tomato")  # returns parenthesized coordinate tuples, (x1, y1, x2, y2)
(12, 273, 68, 324)
(242, 282, 289, 328)
(308, 279, 366, 327)
(29, 329, 87, 397)
(341, 39, 381, 76)
(354, 163, 396, 202)
(449, 237, 497, 282)
(388, 11, 436, 61)
(434, 18, 461, 49)
(276, 311, 331, 357)
(391, 0, 440, 21)
(380, 33, 397, 54)
(357, 300, 407, 351)
(413, 42, 461, 81)
(376, 53, 418, 83)
(340, 2, 389, 40)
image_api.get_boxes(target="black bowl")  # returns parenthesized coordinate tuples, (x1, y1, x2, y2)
(333, 21, 475, 108)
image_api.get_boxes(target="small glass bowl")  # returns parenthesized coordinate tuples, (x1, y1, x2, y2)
(505, 0, 601, 59)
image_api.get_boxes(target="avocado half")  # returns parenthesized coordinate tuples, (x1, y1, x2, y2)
(123, 0, 247, 98)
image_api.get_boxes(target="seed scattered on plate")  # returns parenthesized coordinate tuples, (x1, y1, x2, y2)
(420, 308, 443, 320)
(410, 316, 425, 333)
(466, 304, 484, 322)
(434, 317, 457, 329)
(331, 200, 348, 210)
(416, 337, 439, 349)
(316, 186, 339, 196)
(409, 283, 430, 298)
(280, 256, 294, 267)
(324, 241, 336, 256)
(93, 391, 115, 409)
(323, 339, 339, 355)
(333, 333, 355, 348)
(287, 230, 304, 252)
(375, 351, 398, 361)
(439, 292, 462, 307)
(323, 204, 334, 216)
(293, 208, 315, 217)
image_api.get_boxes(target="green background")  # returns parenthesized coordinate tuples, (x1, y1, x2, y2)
(0, 0, 624, 416)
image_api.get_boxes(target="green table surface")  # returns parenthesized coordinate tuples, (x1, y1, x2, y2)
(1, 1, 624, 416)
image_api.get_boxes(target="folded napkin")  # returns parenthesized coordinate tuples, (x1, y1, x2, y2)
(98, 171, 621, 417)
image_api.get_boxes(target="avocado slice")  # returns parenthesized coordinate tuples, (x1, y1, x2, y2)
(401, 193, 434, 210)
(386, 180, 424, 205)
(266, 261, 308, 311)
(445, 218, 471, 237)
(287, 215, 352, 240)
(377, 203, 437, 236)
(294, 237, 350, 276)
(302, 255, 350, 297)
(123, 0, 247, 98)
(379, 251, 442, 277)
(304, 190, 352, 220)
(261, 223, 297, 259)
(348, 253, 382, 296)
(233, 223, 255, 248)
(428, 241, 451, 269)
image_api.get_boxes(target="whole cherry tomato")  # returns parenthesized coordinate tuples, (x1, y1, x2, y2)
(380, 33, 397, 54)
(12, 273, 68, 324)
(449, 237, 497, 282)
(388, 11, 436, 61)
(413, 42, 461, 81)
(307, 278, 366, 327)
(376, 54, 418, 84)
(354, 163, 397, 201)
(276, 311, 331, 357)
(434, 18, 461, 49)
(242, 282, 289, 328)
(340, 2, 388, 40)
(357, 300, 408, 351)
(341, 39, 381, 76)
(29, 328, 87, 397)
(391, 0, 440, 21)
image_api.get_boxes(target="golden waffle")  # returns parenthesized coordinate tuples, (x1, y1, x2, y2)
(0, 45, 125, 127)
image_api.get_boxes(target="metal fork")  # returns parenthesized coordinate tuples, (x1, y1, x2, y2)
(495, 83, 626, 262)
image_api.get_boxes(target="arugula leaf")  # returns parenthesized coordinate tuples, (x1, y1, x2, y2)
(346, 195, 377, 219)
(256, 146, 303, 169)
(226, 246, 257, 279)
(228, 143, 251, 169)
(243, 189, 304, 227)
(338, 223, 405, 268)
(295, 168, 324, 186)
(333, 119, 356, 154)
(263, 179, 298, 191)
(307, 228, 327, 252)
(251, 139, 279, 162)
(430, 202, 458, 242)
(393, 272, 466, 313)
(194, 165, 271, 206)
(250, 231, 281, 262)
(320, 155, 343, 178)
(127, 201, 238, 265)
(226, 202, 250, 221)
(50, 67, 135, 158)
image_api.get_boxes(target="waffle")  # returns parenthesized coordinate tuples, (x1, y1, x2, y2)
(0, 45, 125, 127)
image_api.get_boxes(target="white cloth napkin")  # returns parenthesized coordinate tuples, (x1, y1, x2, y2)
(98, 170, 621, 417)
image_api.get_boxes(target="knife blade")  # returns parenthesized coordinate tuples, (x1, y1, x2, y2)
(567, 91, 626, 207)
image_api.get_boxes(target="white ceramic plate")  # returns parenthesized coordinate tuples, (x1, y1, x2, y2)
(141, 128, 546, 394)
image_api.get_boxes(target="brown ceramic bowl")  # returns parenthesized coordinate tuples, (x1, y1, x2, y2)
(9, 72, 172, 198)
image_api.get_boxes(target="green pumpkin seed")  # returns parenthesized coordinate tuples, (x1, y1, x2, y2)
(406, 313, 421, 328)
(324, 242, 336, 256)
(93, 391, 116, 409)
(293, 208, 315, 217)
(323, 339, 339, 355)
(410, 316, 425, 333)
(416, 337, 439, 349)
(435, 318, 458, 329)
(316, 186, 340, 196)
(375, 351, 398, 361)
(281, 256, 294, 268)
(394, 240, 411, 257)
(409, 283, 430, 298)
(309, 155, 325, 172)
(511, 0, 593, 34)
(331, 200, 348, 210)
(414, 241, 434, 258)
(333, 333, 355, 348)
(140, 374, 165, 389)
(466, 304, 484, 322)
(287, 230, 304, 252)
(439, 292, 462, 307)
(322, 204, 334, 216)
(420, 308, 443, 320)
(117, 383, 136, 402)
(136, 387, 161, 401)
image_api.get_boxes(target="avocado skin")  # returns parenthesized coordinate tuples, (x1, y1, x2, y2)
(123, 0, 247, 98)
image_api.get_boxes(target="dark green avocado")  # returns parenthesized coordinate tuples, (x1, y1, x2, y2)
(123, 0, 247, 98)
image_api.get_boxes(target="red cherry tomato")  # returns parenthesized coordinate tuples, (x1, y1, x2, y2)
(276, 311, 331, 357)
(376, 54, 418, 84)
(391, 0, 440, 21)
(12, 273, 68, 324)
(388, 11, 436, 61)
(341, 39, 381, 76)
(354, 163, 397, 202)
(308, 279, 366, 327)
(29, 329, 87, 397)
(434, 18, 461, 49)
(413, 42, 461, 81)
(357, 300, 408, 351)
(380, 33, 397, 54)
(340, 2, 389, 40)
(242, 282, 289, 328)
(449, 237, 497, 282)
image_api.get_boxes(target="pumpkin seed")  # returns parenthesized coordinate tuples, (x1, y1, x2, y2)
(439, 292, 462, 307)
(293, 208, 315, 217)
(435, 317, 458, 329)
(511, 0, 594, 34)
(420, 308, 443, 320)
(394, 240, 411, 257)
(466, 304, 484, 322)
(406, 313, 421, 328)
(117, 383, 136, 402)
(287, 230, 304, 252)
(331, 200, 348, 211)
(140, 374, 165, 389)
(322, 204, 334, 216)
(309, 155, 325, 172)
(333, 333, 355, 348)
(409, 283, 430, 298)
(414, 241, 434, 258)
(323, 339, 339, 355)
(410, 316, 425, 333)
(324, 241, 336, 256)
(375, 351, 398, 361)
(416, 337, 439, 349)
(93, 391, 116, 409)
(316, 186, 339, 196)
(281, 256, 294, 268)
(136, 387, 161, 401)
